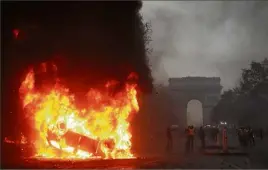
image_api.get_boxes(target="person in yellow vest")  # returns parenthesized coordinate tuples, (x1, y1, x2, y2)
(185, 125, 195, 153)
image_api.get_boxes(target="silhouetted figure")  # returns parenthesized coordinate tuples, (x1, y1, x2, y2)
(199, 126, 205, 149)
(237, 127, 248, 147)
(166, 126, 173, 152)
(214, 128, 219, 142)
(260, 128, 263, 140)
(237, 128, 242, 146)
(248, 126, 255, 147)
(185, 125, 195, 153)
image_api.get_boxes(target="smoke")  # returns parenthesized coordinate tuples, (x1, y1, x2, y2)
(3, 1, 153, 95)
(142, 1, 268, 89)
(2, 1, 153, 139)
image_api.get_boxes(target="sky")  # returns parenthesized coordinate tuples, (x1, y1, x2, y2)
(141, 1, 268, 90)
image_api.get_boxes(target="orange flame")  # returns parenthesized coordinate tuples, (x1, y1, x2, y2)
(19, 62, 139, 159)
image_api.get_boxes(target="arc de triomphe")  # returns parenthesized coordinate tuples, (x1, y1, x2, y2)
(169, 77, 222, 128)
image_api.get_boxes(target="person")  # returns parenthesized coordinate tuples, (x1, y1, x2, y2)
(214, 127, 219, 143)
(166, 126, 173, 152)
(260, 128, 263, 140)
(237, 127, 242, 146)
(185, 125, 195, 153)
(237, 127, 247, 147)
(199, 126, 205, 149)
(222, 127, 228, 152)
(244, 127, 249, 147)
(248, 126, 255, 147)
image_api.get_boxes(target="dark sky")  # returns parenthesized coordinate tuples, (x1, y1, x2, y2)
(2, 1, 152, 138)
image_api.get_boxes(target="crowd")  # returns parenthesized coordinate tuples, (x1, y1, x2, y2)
(237, 126, 264, 147)
(166, 124, 264, 153)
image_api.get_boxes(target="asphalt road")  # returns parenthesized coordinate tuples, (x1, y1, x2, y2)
(2, 157, 180, 169)
(159, 130, 268, 169)
(247, 137, 268, 169)
(2, 132, 267, 169)
(179, 131, 268, 169)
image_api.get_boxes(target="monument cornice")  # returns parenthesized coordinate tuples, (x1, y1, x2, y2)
(169, 85, 222, 92)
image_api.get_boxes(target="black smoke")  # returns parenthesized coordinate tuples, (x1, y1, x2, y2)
(1, 1, 153, 145)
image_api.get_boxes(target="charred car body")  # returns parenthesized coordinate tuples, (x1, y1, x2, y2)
(45, 122, 117, 159)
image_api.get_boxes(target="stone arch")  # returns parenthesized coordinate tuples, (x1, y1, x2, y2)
(168, 77, 222, 128)
(186, 99, 203, 127)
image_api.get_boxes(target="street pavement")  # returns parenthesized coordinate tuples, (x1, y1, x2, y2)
(2, 130, 268, 169)
(247, 137, 268, 169)
(156, 130, 268, 169)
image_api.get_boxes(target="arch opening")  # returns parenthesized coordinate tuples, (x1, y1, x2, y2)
(187, 99, 203, 127)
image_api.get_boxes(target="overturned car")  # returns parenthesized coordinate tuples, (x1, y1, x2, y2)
(43, 122, 117, 159)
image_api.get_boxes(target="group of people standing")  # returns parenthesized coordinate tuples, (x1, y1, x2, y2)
(166, 125, 218, 153)
(199, 125, 221, 149)
(166, 124, 265, 153)
(166, 125, 196, 153)
(237, 126, 264, 147)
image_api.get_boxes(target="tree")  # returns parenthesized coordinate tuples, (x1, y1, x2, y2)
(212, 59, 268, 126)
(211, 90, 236, 123)
(239, 61, 266, 94)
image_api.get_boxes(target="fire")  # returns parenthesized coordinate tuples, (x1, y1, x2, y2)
(19, 62, 139, 159)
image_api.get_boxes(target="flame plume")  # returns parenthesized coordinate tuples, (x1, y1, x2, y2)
(19, 62, 139, 159)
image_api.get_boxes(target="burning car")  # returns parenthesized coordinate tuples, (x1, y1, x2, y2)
(45, 124, 101, 158)
(18, 62, 139, 160)
(45, 122, 126, 159)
